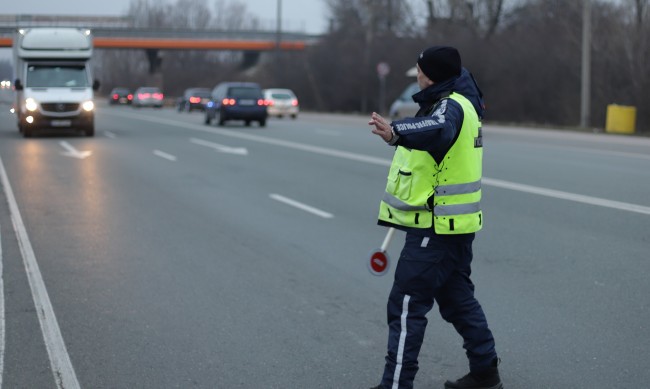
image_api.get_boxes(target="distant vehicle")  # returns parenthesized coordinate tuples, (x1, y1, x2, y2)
(263, 88, 299, 119)
(12, 27, 100, 137)
(389, 82, 420, 120)
(177, 87, 211, 112)
(109, 87, 132, 105)
(205, 82, 267, 127)
(132, 87, 164, 108)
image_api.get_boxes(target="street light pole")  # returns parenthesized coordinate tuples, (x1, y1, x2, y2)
(274, 0, 283, 82)
(276, 0, 282, 51)
(580, 0, 592, 128)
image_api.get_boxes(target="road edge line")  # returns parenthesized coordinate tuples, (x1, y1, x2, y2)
(0, 156, 80, 389)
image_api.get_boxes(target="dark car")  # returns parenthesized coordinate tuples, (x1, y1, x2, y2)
(204, 82, 267, 127)
(109, 87, 132, 105)
(177, 88, 211, 112)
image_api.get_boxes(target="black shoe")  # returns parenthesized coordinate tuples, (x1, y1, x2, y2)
(444, 359, 502, 389)
(443, 371, 502, 389)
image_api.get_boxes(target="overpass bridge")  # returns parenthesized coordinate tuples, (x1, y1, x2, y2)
(0, 14, 320, 73)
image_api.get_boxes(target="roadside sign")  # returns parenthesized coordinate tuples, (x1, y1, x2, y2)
(377, 62, 390, 78)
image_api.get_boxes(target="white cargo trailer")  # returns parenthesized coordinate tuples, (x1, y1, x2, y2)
(13, 28, 100, 137)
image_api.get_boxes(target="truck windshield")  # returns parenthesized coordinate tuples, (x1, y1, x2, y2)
(26, 65, 89, 88)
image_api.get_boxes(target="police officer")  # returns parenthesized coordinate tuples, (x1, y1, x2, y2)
(368, 46, 502, 389)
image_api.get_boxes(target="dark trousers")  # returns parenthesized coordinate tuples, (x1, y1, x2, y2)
(380, 233, 497, 389)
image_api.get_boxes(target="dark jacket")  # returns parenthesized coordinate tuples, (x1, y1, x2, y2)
(391, 68, 484, 164)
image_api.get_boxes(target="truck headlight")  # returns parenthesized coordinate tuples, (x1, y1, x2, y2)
(25, 98, 38, 112)
(82, 101, 94, 111)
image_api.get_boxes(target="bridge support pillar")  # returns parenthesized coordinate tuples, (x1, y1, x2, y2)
(145, 49, 163, 74)
(144, 49, 164, 89)
(241, 51, 261, 70)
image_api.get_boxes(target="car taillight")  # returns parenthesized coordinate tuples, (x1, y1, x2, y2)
(264, 99, 273, 106)
(112, 94, 118, 100)
(153, 93, 164, 100)
(139, 93, 150, 99)
(257, 99, 266, 106)
(291, 99, 299, 106)
(222, 98, 235, 105)
(128, 94, 133, 100)
(189, 97, 200, 103)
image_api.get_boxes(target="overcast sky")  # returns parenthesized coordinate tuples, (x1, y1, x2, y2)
(1, 0, 329, 34)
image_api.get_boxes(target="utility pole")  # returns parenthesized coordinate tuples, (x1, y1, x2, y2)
(275, 0, 283, 82)
(580, 0, 592, 128)
(276, 0, 282, 51)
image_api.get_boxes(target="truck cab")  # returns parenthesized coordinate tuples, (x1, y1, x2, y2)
(13, 28, 100, 137)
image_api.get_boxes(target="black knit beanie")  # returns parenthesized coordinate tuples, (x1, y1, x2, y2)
(417, 46, 462, 83)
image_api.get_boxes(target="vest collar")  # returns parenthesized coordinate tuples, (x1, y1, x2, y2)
(412, 76, 458, 108)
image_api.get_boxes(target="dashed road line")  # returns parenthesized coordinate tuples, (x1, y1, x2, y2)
(153, 150, 177, 161)
(106, 111, 650, 217)
(270, 194, 334, 219)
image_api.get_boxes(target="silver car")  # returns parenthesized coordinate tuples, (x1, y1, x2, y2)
(132, 87, 164, 108)
(389, 82, 420, 120)
(263, 88, 299, 119)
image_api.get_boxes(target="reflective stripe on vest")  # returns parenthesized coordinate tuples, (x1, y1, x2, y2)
(382, 192, 430, 211)
(434, 179, 481, 196)
(434, 202, 480, 216)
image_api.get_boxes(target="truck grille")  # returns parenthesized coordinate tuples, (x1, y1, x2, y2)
(41, 103, 80, 113)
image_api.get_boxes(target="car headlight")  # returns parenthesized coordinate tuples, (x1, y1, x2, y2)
(82, 101, 94, 111)
(25, 98, 38, 112)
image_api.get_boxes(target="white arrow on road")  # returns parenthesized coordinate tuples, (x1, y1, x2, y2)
(59, 141, 92, 159)
(190, 137, 248, 155)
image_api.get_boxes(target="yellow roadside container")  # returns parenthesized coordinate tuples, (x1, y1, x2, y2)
(605, 104, 636, 134)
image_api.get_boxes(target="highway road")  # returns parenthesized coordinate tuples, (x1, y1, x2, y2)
(0, 103, 649, 388)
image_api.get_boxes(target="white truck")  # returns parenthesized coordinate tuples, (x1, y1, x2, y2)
(13, 27, 100, 137)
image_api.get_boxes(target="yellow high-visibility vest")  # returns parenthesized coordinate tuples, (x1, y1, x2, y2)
(378, 92, 483, 234)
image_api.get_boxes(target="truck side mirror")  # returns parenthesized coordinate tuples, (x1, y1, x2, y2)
(92, 79, 100, 91)
(14, 79, 23, 91)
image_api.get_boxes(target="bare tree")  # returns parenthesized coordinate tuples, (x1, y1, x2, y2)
(423, 0, 507, 39)
(127, 0, 173, 28)
(212, 0, 261, 30)
(96, 0, 649, 131)
(170, 0, 213, 29)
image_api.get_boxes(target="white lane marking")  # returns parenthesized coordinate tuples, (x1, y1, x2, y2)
(153, 150, 177, 161)
(190, 137, 248, 155)
(486, 125, 650, 147)
(105, 111, 650, 216)
(0, 156, 80, 389)
(551, 145, 650, 160)
(59, 141, 92, 159)
(483, 178, 650, 215)
(270, 194, 334, 219)
(106, 111, 389, 166)
(104, 131, 116, 139)
(494, 140, 650, 161)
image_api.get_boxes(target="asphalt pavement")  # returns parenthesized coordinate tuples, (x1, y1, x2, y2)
(0, 103, 649, 388)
